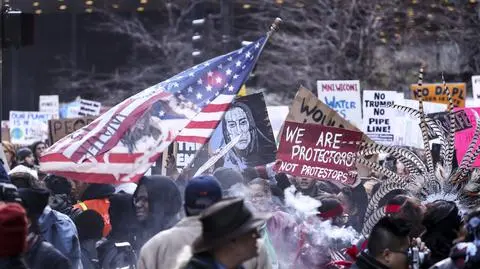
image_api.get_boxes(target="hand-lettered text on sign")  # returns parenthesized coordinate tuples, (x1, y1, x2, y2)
(410, 83, 466, 107)
(274, 121, 362, 186)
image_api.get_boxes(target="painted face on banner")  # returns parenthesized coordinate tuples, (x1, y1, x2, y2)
(225, 107, 251, 150)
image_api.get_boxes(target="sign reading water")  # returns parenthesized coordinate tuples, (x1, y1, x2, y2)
(317, 80, 362, 128)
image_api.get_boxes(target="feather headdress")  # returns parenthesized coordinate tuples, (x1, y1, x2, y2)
(360, 67, 480, 236)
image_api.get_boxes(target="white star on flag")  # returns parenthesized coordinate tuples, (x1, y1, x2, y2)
(187, 86, 193, 93)
(206, 85, 213, 92)
(215, 77, 223, 84)
(255, 43, 260, 49)
(197, 78, 203, 85)
(226, 69, 232, 75)
(207, 71, 213, 77)
(233, 74, 239, 79)
(246, 51, 251, 58)
(196, 93, 203, 100)
(228, 85, 235, 92)
(236, 61, 241, 67)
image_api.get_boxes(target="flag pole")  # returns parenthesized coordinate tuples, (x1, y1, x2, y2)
(178, 18, 283, 176)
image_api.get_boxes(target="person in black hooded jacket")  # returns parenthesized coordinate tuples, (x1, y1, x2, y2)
(97, 193, 137, 269)
(18, 188, 72, 269)
(132, 175, 182, 251)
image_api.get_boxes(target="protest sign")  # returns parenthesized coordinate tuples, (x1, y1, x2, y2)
(455, 108, 480, 167)
(317, 80, 362, 128)
(39, 95, 59, 118)
(208, 92, 277, 170)
(267, 106, 289, 142)
(392, 100, 446, 147)
(175, 142, 201, 172)
(48, 117, 96, 143)
(9, 111, 56, 145)
(1, 121, 10, 142)
(285, 86, 371, 141)
(363, 91, 401, 144)
(427, 110, 472, 139)
(410, 83, 466, 107)
(274, 121, 362, 185)
(472, 76, 480, 106)
(79, 99, 102, 116)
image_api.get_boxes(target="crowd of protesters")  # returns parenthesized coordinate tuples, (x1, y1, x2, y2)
(2, 140, 480, 269)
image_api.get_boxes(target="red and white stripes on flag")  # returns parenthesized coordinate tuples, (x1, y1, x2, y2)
(175, 94, 235, 144)
(39, 35, 268, 184)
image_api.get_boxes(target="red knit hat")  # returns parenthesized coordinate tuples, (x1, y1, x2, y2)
(0, 203, 28, 257)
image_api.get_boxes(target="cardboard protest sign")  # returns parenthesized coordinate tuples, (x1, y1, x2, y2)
(39, 95, 60, 118)
(363, 91, 401, 144)
(472, 76, 480, 106)
(274, 121, 362, 185)
(455, 108, 480, 167)
(317, 80, 362, 128)
(427, 110, 472, 139)
(208, 92, 277, 170)
(9, 111, 56, 145)
(48, 117, 96, 144)
(1, 121, 10, 142)
(285, 86, 371, 141)
(79, 99, 102, 116)
(410, 83, 466, 107)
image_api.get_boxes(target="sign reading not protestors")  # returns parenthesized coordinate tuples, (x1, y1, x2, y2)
(49, 117, 96, 143)
(274, 121, 362, 185)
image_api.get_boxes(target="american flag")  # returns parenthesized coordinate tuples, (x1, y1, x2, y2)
(40, 36, 268, 184)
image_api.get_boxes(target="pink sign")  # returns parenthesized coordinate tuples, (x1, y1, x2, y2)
(274, 121, 362, 185)
(455, 107, 480, 167)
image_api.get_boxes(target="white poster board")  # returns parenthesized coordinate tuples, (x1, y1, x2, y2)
(393, 100, 447, 148)
(363, 91, 402, 144)
(9, 111, 56, 145)
(39, 95, 60, 119)
(267, 106, 289, 142)
(79, 99, 102, 116)
(472, 75, 480, 106)
(317, 80, 362, 128)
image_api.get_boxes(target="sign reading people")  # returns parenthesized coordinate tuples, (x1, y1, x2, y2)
(48, 117, 96, 143)
(274, 121, 362, 185)
(317, 80, 362, 128)
(363, 90, 400, 144)
(9, 111, 56, 145)
(409, 83, 466, 107)
(455, 108, 480, 167)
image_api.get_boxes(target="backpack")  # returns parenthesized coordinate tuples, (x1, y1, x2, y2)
(98, 241, 137, 269)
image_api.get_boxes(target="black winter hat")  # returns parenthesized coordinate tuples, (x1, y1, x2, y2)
(18, 188, 50, 218)
(16, 148, 33, 162)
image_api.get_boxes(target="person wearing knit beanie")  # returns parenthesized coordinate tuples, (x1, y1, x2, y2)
(0, 202, 28, 257)
(0, 202, 29, 269)
(15, 148, 35, 168)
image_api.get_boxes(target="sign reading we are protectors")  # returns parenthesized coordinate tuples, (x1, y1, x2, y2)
(274, 121, 363, 186)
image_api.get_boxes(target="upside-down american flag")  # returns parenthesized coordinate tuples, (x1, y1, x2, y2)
(40, 36, 268, 183)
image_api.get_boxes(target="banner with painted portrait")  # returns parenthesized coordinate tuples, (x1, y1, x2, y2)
(208, 92, 277, 171)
